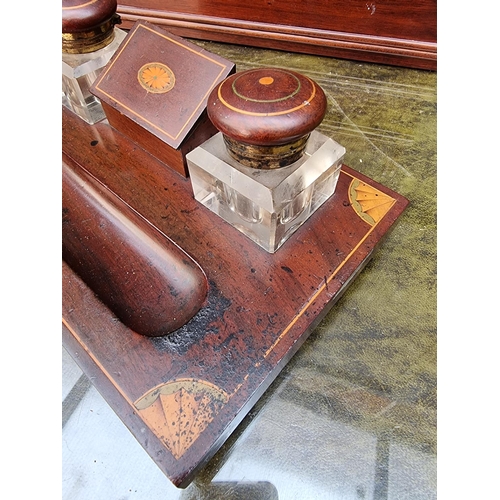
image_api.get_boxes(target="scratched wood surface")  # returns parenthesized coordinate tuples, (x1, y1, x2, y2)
(62, 106, 408, 487)
(62, 158, 209, 336)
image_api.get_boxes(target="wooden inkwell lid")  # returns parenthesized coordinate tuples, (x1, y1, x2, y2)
(207, 67, 327, 169)
(62, 0, 121, 54)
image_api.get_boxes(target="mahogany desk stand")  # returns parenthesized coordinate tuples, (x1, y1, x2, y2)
(62, 107, 408, 487)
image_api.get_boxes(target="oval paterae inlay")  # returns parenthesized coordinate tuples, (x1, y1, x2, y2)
(138, 62, 175, 94)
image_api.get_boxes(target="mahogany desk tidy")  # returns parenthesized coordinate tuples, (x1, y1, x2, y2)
(62, 106, 408, 487)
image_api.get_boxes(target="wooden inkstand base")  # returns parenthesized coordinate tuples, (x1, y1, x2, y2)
(63, 24, 409, 489)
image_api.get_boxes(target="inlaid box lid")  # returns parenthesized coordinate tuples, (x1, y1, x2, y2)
(90, 21, 235, 149)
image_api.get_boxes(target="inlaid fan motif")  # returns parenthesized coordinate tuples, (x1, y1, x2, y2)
(135, 378, 229, 460)
(349, 179, 395, 225)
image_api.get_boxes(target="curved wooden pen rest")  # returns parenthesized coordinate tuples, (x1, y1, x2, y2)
(62, 157, 209, 337)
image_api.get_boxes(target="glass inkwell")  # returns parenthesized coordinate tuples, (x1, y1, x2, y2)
(62, 0, 126, 124)
(186, 67, 346, 253)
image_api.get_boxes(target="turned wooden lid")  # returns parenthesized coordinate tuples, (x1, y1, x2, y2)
(62, 0, 121, 54)
(207, 67, 327, 168)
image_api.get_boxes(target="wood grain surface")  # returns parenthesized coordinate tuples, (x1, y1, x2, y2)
(63, 157, 209, 336)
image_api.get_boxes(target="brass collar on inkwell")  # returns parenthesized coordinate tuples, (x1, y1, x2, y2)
(62, 0, 122, 54)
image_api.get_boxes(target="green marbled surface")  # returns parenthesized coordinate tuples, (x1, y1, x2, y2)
(185, 40, 437, 500)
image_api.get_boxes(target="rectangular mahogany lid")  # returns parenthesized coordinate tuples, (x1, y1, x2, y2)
(90, 21, 235, 149)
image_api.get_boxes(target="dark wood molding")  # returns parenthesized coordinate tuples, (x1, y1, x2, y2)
(117, 4, 436, 70)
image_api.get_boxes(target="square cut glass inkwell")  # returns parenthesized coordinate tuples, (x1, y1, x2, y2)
(186, 67, 346, 253)
(187, 130, 345, 253)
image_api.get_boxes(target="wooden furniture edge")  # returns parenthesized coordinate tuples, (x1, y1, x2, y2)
(117, 7, 437, 70)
